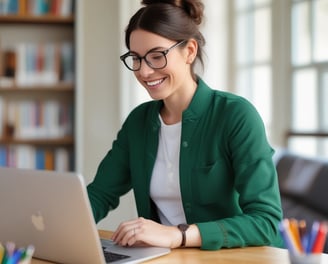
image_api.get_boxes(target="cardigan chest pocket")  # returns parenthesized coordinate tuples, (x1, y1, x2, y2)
(192, 160, 234, 205)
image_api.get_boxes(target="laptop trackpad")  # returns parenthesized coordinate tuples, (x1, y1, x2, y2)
(100, 238, 170, 264)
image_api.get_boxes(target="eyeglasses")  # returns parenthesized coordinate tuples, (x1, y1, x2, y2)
(120, 40, 186, 71)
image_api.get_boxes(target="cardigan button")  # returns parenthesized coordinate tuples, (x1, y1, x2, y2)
(182, 141, 188, 148)
(185, 203, 192, 212)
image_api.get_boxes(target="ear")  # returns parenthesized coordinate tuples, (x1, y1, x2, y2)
(185, 39, 198, 64)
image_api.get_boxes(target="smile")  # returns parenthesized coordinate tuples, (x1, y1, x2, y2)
(146, 78, 165, 87)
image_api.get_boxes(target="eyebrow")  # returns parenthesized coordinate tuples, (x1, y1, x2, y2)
(129, 45, 168, 56)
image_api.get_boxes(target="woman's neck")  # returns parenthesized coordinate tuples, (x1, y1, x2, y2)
(160, 79, 197, 125)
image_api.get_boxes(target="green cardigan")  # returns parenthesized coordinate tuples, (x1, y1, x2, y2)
(87, 78, 284, 250)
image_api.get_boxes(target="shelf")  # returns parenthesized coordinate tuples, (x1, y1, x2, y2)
(0, 15, 74, 25)
(0, 136, 74, 146)
(0, 83, 75, 93)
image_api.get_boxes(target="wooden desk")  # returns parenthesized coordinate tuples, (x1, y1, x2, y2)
(31, 230, 328, 264)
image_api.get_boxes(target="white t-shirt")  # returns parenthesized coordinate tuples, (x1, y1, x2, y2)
(149, 115, 187, 226)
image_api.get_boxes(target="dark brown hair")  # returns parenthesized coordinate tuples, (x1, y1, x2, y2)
(124, 0, 206, 77)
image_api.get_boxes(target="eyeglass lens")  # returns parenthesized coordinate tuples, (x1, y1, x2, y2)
(124, 51, 167, 71)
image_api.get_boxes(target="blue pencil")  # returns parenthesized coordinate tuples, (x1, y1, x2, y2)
(279, 219, 298, 255)
(306, 221, 320, 254)
(7, 248, 24, 264)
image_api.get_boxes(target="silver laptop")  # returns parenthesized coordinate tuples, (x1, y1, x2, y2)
(0, 167, 170, 264)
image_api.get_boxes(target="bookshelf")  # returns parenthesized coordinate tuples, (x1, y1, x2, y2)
(0, 0, 75, 171)
(0, 14, 74, 24)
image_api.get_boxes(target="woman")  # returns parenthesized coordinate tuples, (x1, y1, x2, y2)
(87, 0, 283, 250)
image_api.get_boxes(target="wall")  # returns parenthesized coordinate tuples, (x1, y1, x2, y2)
(76, 0, 137, 231)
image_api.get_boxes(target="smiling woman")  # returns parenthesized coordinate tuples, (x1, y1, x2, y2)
(118, 0, 227, 121)
(87, 0, 284, 251)
(125, 29, 198, 108)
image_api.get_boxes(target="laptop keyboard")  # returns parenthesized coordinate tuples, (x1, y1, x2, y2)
(102, 247, 130, 263)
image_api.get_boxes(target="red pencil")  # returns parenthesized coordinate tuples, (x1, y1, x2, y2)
(312, 222, 328, 253)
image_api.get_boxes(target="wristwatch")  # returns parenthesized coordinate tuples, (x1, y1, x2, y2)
(177, 224, 190, 247)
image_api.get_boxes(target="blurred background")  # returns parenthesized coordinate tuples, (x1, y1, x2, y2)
(0, 0, 327, 230)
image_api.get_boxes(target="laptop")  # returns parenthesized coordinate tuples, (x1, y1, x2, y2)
(0, 167, 170, 264)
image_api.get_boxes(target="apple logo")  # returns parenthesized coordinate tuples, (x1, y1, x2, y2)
(31, 211, 46, 231)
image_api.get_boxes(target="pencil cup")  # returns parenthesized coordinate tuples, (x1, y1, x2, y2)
(289, 253, 322, 264)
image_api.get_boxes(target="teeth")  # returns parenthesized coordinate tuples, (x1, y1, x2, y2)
(147, 79, 163, 86)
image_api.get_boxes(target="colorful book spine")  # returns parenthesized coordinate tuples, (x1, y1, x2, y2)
(0, 0, 74, 16)
(0, 145, 73, 171)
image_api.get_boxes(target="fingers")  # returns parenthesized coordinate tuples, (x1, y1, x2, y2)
(111, 218, 177, 248)
(112, 218, 143, 246)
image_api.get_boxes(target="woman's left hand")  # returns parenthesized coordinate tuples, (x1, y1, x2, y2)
(111, 217, 182, 248)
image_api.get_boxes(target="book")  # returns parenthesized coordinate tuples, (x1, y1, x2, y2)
(0, 96, 3, 138)
(0, 145, 73, 171)
(0, 145, 6, 166)
(16, 144, 35, 169)
(35, 147, 45, 169)
(60, 42, 74, 83)
(54, 147, 69, 171)
(15, 42, 72, 86)
(44, 148, 54, 170)
(0, 0, 74, 16)
(18, 0, 27, 15)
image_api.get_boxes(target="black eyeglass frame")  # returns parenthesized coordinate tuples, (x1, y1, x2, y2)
(120, 40, 186, 71)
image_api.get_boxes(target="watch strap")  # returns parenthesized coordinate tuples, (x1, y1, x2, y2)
(177, 224, 189, 247)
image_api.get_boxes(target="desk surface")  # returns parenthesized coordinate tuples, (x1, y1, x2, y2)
(31, 230, 328, 264)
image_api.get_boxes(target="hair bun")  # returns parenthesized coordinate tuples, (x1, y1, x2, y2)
(141, 0, 204, 25)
